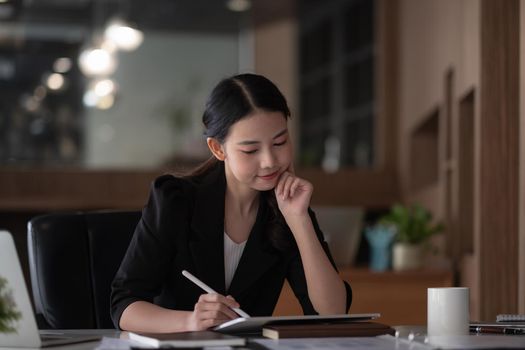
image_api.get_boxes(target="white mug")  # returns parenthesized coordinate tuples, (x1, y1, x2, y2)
(427, 287, 470, 336)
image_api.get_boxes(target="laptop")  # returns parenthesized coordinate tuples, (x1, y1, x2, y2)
(0, 230, 101, 348)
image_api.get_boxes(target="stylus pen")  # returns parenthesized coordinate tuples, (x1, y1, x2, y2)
(182, 270, 251, 318)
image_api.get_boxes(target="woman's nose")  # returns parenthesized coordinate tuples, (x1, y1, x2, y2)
(260, 150, 276, 168)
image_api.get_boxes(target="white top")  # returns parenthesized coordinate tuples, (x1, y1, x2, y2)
(224, 232, 247, 290)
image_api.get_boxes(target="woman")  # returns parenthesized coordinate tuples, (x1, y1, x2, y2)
(110, 73, 352, 333)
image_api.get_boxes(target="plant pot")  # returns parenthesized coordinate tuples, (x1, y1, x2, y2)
(365, 225, 395, 271)
(392, 242, 423, 271)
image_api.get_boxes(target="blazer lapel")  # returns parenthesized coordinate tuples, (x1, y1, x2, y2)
(189, 163, 226, 295)
(227, 196, 279, 297)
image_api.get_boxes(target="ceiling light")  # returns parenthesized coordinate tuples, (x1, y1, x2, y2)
(97, 95, 115, 110)
(53, 57, 72, 73)
(83, 90, 98, 107)
(46, 73, 65, 91)
(105, 19, 144, 51)
(21, 95, 40, 112)
(78, 46, 117, 76)
(33, 85, 47, 101)
(93, 79, 117, 97)
(83, 81, 117, 109)
(226, 0, 252, 12)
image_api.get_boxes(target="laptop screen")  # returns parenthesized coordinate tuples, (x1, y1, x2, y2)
(0, 230, 42, 347)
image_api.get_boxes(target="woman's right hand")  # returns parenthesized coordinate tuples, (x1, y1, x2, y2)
(186, 294, 240, 331)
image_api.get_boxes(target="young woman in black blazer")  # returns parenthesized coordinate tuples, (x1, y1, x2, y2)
(111, 73, 352, 332)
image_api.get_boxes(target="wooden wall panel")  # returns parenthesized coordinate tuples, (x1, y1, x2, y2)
(458, 91, 475, 257)
(0, 168, 159, 211)
(480, 0, 520, 320)
(376, 0, 399, 172)
(518, 0, 525, 314)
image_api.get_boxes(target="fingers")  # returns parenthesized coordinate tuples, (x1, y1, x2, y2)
(289, 177, 301, 198)
(195, 294, 240, 320)
(199, 293, 240, 309)
(276, 172, 303, 200)
(282, 175, 296, 200)
(189, 293, 244, 331)
(189, 313, 228, 331)
(275, 172, 289, 199)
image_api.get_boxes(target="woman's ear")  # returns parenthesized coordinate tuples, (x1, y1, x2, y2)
(207, 137, 225, 161)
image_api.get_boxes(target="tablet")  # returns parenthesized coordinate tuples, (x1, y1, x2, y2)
(213, 313, 381, 333)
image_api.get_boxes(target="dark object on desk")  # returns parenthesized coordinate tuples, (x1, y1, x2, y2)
(471, 321, 525, 328)
(38, 334, 103, 347)
(470, 326, 525, 335)
(128, 330, 246, 348)
(27, 210, 141, 329)
(214, 313, 380, 333)
(262, 321, 395, 339)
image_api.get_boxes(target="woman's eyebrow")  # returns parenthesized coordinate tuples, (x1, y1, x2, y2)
(236, 129, 288, 145)
(273, 129, 288, 139)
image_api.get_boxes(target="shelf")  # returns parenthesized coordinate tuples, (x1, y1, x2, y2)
(0, 167, 159, 211)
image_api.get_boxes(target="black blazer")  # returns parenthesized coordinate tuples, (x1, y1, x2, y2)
(110, 163, 352, 328)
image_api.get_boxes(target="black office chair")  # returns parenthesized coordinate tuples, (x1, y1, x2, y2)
(27, 210, 141, 329)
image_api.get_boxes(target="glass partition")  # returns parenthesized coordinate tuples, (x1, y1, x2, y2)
(0, 0, 377, 171)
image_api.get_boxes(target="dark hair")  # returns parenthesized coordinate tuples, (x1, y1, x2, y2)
(190, 73, 294, 251)
(203, 73, 290, 141)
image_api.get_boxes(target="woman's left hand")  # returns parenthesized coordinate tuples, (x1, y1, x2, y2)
(275, 171, 313, 219)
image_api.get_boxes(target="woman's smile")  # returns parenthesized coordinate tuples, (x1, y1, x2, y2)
(258, 170, 280, 181)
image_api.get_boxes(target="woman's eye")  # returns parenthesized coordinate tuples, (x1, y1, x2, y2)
(242, 149, 258, 154)
(274, 139, 287, 146)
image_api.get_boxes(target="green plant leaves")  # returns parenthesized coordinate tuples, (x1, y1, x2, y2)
(0, 276, 21, 334)
(379, 203, 444, 244)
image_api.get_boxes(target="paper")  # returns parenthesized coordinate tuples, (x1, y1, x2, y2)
(252, 335, 433, 350)
(426, 334, 525, 349)
(94, 337, 234, 350)
(94, 337, 149, 350)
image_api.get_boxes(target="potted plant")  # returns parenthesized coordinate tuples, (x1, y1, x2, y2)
(0, 276, 21, 334)
(379, 203, 444, 271)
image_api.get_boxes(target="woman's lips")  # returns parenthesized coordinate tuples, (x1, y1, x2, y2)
(258, 171, 279, 180)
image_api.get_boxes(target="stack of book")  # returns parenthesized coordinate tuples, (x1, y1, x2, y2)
(262, 322, 395, 339)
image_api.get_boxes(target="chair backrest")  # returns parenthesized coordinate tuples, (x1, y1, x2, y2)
(27, 210, 141, 329)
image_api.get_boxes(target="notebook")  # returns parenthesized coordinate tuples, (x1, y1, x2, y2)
(129, 330, 245, 348)
(214, 313, 380, 333)
(497, 314, 525, 323)
(0, 230, 101, 348)
(262, 321, 395, 339)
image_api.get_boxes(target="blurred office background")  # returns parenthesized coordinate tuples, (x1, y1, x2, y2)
(0, 0, 524, 325)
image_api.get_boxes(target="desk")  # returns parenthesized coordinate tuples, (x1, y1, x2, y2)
(2, 328, 525, 350)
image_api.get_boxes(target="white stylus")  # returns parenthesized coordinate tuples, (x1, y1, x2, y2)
(182, 270, 251, 318)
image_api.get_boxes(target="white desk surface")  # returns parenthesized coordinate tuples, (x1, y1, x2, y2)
(2, 327, 524, 350)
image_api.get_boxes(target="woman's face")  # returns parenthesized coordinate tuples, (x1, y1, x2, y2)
(221, 110, 292, 192)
